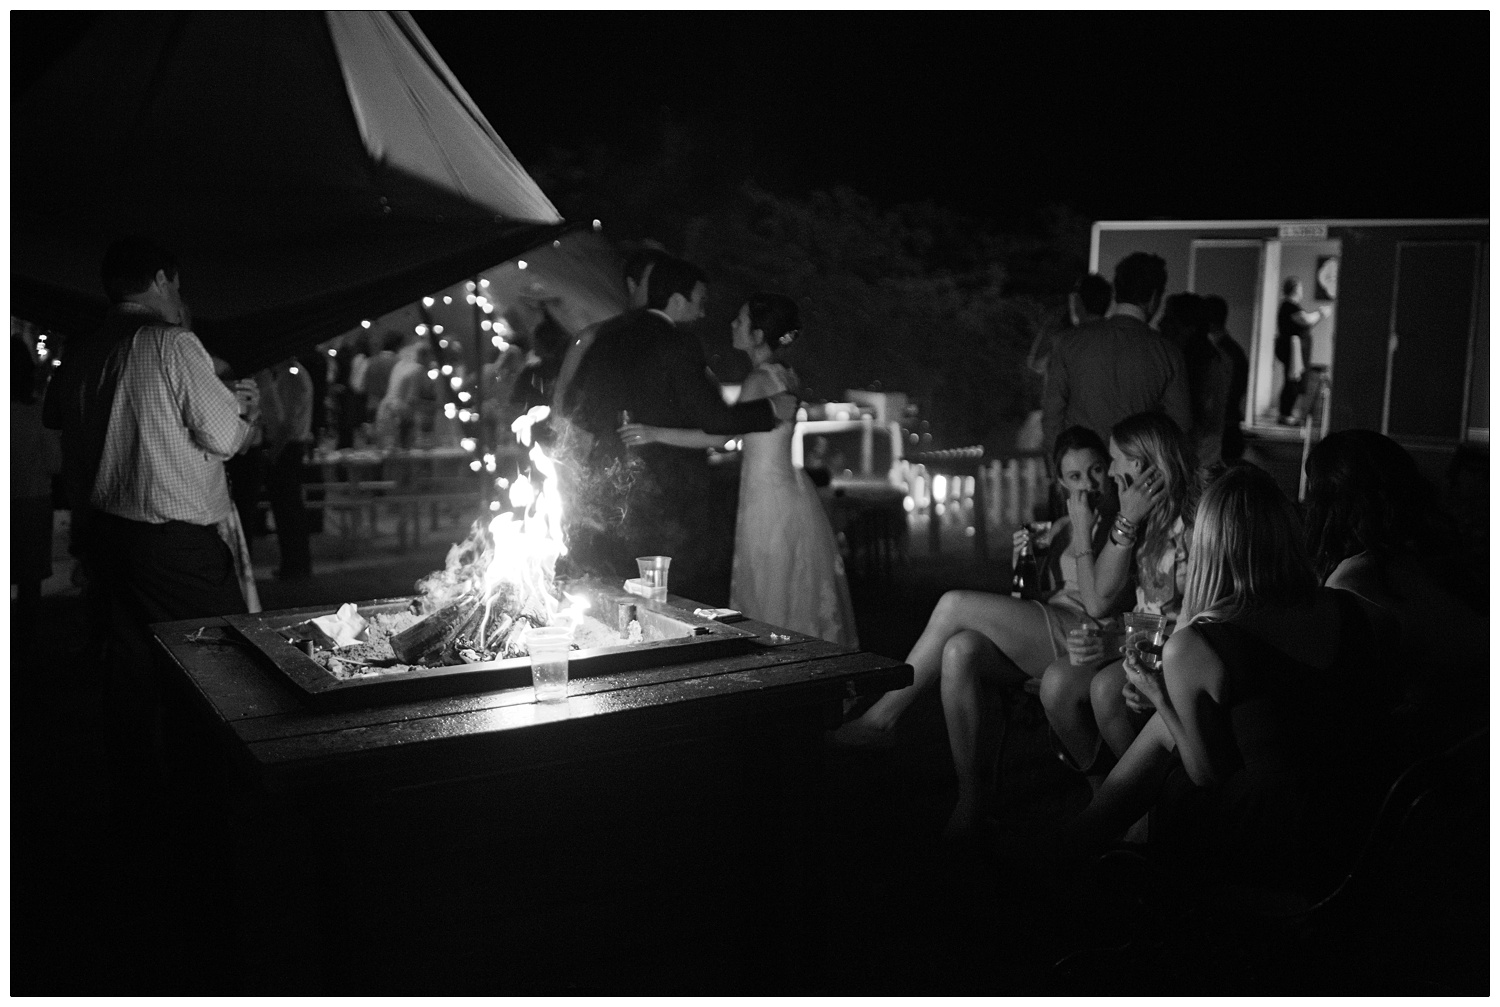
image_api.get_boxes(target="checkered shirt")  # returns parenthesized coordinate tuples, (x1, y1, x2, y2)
(90, 324, 255, 525)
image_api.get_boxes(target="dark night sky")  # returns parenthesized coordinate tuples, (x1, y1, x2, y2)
(411, 12, 1490, 226)
(12, 12, 1490, 227)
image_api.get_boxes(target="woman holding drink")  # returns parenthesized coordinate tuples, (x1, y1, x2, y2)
(1052, 465, 1388, 894)
(834, 426, 1123, 837)
(1040, 412, 1198, 780)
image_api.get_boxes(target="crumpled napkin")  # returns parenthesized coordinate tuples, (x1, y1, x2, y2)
(309, 602, 369, 648)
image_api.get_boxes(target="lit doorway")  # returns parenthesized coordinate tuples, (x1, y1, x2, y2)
(1248, 238, 1341, 428)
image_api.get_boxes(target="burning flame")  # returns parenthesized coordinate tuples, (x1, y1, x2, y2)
(486, 407, 588, 631)
(412, 405, 588, 657)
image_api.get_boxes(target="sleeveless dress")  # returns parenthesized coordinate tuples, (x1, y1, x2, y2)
(1151, 590, 1390, 897)
(730, 363, 859, 648)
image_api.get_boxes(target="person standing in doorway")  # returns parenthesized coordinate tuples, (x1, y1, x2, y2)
(1275, 278, 1332, 425)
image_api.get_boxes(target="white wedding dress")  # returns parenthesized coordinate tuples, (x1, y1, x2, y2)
(730, 363, 859, 648)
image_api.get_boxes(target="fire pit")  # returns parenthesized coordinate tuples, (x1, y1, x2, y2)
(225, 579, 758, 711)
(225, 406, 764, 710)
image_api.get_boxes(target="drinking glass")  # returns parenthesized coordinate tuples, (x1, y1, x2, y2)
(1122, 611, 1169, 671)
(524, 626, 573, 703)
(635, 556, 671, 602)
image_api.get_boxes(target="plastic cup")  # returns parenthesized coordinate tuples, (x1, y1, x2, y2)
(635, 556, 671, 602)
(1065, 624, 1106, 667)
(1122, 612, 1168, 671)
(524, 626, 573, 703)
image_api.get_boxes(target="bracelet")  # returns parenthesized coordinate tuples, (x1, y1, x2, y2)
(1108, 527, 1136, 549)
(1114, 514, 1137, 533)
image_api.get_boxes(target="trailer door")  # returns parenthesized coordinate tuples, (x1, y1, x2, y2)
(1384, 241, 1484, 441)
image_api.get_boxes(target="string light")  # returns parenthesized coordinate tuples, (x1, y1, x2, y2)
(465, 294, 476, 305)
(480, 320, 492, 331)
(460, 437, 477, 452)
(438, 339, 448, 349)
(479, 278, 490, 288)
(360, 320, 371, 329)
(288, 366, 299, 375)
(592, 219, 602, 230)
(327, 347, 337, 357)
(449, 376, 462, 389)
(444, 403, 457, 419)
(441, 364, 453, 376)
(465, 281, 476, 292)
(442, 296, 452, 305)
(415, 324, 428, 336)
(427, 368, 439, 380)
(458, 391, 471, 402)
(470, 460, 482, 472)
(517, 260, 528, 270)
(433, 325, 444, 334)
(423, 297, 435, 308)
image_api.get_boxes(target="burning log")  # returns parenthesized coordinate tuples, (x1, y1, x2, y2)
(390, 596, 485, 664)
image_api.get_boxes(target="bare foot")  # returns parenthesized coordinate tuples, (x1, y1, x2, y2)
(830, 719, 897, 751)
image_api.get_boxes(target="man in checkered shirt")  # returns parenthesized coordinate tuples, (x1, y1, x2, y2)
(86, 239, 263, 620)
(45, 237, 263, 792)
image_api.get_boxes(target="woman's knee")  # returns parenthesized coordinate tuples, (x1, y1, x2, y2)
(940, 629, 991, 683)
(1089, 663, 1127, 719)
(1040, 658, 1086, 717)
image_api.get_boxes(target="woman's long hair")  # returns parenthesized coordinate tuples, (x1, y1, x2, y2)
(1180, 464, 1319, 626)
(1303, 429, 1460, 583)
(1110, 411, 1198, 567)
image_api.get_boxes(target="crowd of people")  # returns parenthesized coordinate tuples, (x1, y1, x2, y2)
(15, 234, 1486, 904)
(836, 252, 1485, 901)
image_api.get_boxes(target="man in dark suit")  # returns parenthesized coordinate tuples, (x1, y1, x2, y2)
(558, 256, 794, 606)
(1042, 251, 1193, 455)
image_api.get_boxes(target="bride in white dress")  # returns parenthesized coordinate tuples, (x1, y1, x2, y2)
(619, 293, 859, 648)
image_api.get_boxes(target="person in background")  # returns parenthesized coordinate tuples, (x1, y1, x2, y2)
(621, 292, 859, 646)
(361, 330, 402, 423)
(1022, 273, 1113, 455)
(1170, 292, 1233, 469)
(11, 334, 63, 666)
(374, 335, 428, 449)
(1275, 278, 1332, 425)
(560, 256, 796, 606)
(553, 246, 666, 417)
(1203, 296, 1248, 461)
(1040, 412, 1198, 787)
(44, 237, 260, 797)
(342, 330, 372, 446)
(1303, 430, 1487, 762)
(258, 357, 315, 579)
(831, 426, 1124, 837)
(1042, 252, 1192, 453)
(1027, 272, 1112, 379)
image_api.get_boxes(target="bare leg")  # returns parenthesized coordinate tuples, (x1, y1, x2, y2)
(938, 629, 1026, 836)
(1039, 656, 1104, 771)
(1058, 714, 1178, 858)
(1091, 660, 1153, 759)
(837, 589, 1064, 746)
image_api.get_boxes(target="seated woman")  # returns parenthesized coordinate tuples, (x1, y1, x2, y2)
(1304, 430, 1488, 760)
(1040, 412, 1198, 779)
(833, 426, 1123, 836)
(1058, 465, 1389, 896)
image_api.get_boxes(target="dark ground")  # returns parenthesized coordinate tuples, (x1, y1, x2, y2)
(10, 503, 1488, 993)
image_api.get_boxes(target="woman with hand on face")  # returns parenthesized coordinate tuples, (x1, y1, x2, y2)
(1040, 412, 1198, 785)
(618, 292, 858, 648)
(1054, 465, 1388, 895)
(833, 426, 1124, 837)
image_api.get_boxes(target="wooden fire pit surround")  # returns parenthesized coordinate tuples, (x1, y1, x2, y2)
(154, 588, 912, 993)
